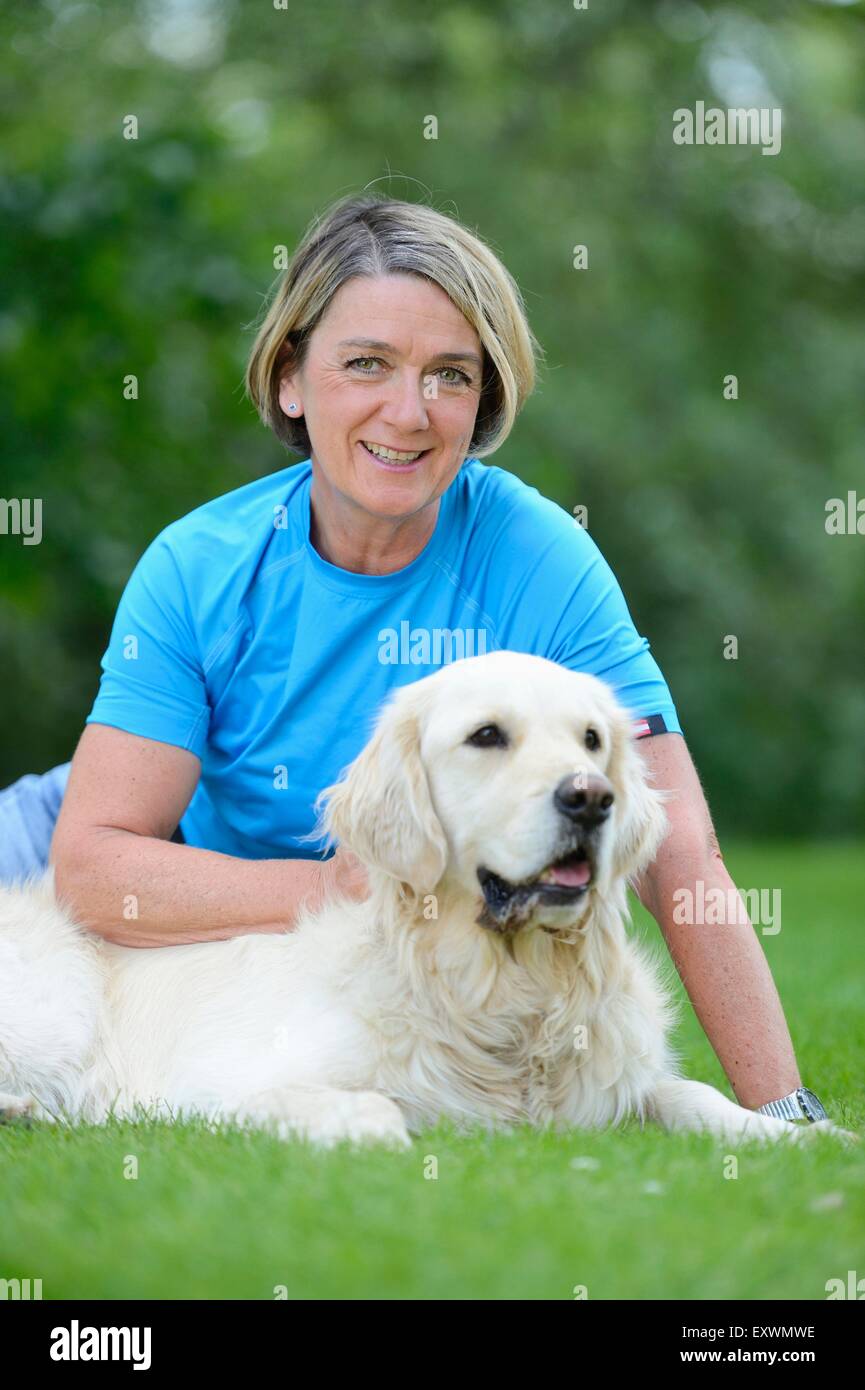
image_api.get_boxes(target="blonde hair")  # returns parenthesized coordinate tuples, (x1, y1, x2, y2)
(245, 193, 543, 458)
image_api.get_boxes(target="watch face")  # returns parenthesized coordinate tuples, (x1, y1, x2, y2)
(798, 1088, 827, 1121)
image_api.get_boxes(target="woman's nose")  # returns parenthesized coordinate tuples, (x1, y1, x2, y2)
(378, 370, 432, 433)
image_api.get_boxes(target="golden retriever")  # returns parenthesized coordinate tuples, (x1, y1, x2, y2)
(0, 651, 853, 1148)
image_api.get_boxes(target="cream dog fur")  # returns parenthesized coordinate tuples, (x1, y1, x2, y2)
(0, 651, 853, 1149)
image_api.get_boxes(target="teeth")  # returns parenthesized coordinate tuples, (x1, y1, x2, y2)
(362, 441, 425, 462)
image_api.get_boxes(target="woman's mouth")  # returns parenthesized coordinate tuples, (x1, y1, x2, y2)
(358, 440, 431, 471)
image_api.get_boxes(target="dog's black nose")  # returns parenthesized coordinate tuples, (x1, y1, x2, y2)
(553, 773, 614, 827)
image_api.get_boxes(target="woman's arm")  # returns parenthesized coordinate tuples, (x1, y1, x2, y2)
(631, 733, 802, 1111)
(50, 725, 365, 948)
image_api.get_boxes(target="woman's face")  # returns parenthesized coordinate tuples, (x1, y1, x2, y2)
(278, 273, 484, 520)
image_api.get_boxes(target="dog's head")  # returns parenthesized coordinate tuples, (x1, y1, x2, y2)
(315, 651, 668, 935)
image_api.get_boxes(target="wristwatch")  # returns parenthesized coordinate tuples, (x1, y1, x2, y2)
(757, 1087, 828, 1123)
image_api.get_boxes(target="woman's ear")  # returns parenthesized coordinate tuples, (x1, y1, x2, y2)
(605, 711, 671, 885)
(314, 695, 448, 896)
(277, 373, 301, 417)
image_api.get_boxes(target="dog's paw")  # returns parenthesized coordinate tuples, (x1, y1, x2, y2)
(237, 1088, 413, 1151)
(0, 1091, 38, 1125)
(777, 1119, 859, 1147)
(307, 1091, 413, 1151)
(810, 1120, 859, 1147)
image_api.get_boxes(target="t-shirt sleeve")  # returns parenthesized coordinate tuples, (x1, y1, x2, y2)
(85, 528, 211, 757)
(546, 525, 682, 736)
(488, 484, 683, 737)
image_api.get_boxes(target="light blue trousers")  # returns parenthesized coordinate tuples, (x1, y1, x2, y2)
(0, 763, 72, 885)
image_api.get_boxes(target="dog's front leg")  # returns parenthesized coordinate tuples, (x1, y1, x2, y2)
(222, 1083, 412, 1150)
(645, 1076, 856, 1145)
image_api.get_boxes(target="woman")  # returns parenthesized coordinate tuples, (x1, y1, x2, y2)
(0, 193, 825, 1126)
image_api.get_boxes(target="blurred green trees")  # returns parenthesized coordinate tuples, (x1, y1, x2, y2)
(1, 0, 863, 835)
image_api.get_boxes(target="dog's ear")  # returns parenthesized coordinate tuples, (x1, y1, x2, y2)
(314, 694, 448, 896)
(604, 710, 670, 885)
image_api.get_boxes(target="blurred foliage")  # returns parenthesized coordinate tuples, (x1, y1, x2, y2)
(0, 0, 863, 836)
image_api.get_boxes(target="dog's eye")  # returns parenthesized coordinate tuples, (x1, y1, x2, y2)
(585, 727, 601, 751)
(466, 723, 508, 749)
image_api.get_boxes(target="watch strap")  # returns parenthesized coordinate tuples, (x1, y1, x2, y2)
(757, 1087, 827, 1123)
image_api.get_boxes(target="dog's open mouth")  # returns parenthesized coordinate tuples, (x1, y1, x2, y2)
(476, 844, 596, 932)
(536, 846, 593, 891)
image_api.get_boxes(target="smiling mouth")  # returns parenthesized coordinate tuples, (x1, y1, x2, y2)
(359, 440, 431, 467)
(476, 844, 596, 934)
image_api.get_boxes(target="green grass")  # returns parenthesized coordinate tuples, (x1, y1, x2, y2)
(1, 840, 863, 1300)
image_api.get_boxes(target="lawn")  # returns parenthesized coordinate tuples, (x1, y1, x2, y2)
(1, 841, 863, 1301)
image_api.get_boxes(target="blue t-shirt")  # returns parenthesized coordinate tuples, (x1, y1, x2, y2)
(86, 457, 682, 859)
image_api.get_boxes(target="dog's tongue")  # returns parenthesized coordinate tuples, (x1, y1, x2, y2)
(547, 857, 591, 888)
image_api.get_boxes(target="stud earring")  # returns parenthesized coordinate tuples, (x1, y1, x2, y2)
(287, 403, 298, 412)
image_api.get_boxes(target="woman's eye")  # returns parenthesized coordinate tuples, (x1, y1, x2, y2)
(585, 728, 601, 751)
(466, 724, 508, 749)
(346, 358, 471, 385)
